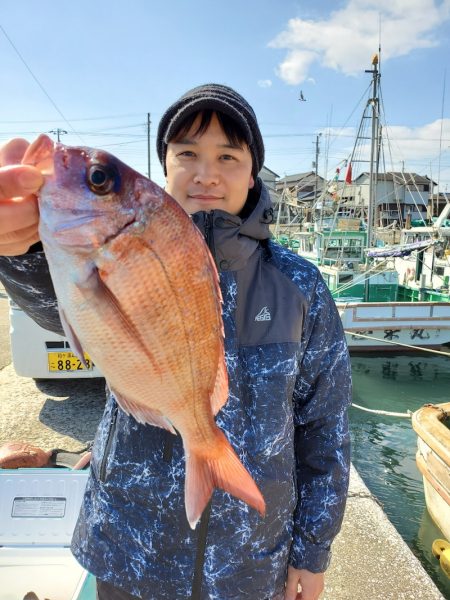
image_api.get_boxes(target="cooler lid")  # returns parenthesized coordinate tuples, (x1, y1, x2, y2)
(0, 469, 89, 547)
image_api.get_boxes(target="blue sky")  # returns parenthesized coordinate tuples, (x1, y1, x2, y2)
(2, 0, 450, 190)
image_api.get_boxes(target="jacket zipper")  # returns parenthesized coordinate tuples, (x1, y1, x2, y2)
(204, 211, 216, 257)
(99, 405, 118, 482)
(190, 500, 213, 599)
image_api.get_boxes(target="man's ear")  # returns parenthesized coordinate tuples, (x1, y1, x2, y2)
(248, 175, 255, 189)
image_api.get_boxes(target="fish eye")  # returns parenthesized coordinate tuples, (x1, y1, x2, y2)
(87, 164, 117, 195)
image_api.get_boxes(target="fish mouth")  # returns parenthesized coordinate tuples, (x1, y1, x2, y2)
(52, 209, 120, 233)
(43, 208, 138, 250)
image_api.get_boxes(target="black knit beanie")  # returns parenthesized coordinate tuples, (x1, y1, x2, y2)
(157, 83, 265, 178)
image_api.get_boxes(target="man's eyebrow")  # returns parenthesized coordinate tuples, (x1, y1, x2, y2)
(172, 138, 244, 150)
(172, 137, 197, 145)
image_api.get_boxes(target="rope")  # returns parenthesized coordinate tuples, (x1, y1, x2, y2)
(345, 330, 450, 356)
(347, 490, 384, 507)
(351, 402, 412, 418)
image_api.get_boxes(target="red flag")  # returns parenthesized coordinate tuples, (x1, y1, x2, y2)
(345, 162, 352, 184)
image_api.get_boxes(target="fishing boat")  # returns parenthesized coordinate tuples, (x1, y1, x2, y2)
(412, 402, 450, 541)
(276, 54, 450, 351)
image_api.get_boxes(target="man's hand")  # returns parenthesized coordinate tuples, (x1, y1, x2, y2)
(0, 138, 43, 256)
(285, 566, 324, 600)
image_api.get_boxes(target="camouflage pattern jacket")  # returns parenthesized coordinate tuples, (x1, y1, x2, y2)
(0, 181, 351, 600)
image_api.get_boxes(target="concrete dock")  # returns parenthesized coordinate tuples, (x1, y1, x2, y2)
(324, 466, 445, 599)
(0, 286, 446, 599)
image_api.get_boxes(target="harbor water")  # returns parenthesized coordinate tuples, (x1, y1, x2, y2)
(349, 353, 450, 599)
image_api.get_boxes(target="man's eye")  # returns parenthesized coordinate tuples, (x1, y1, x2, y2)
(221, 154, 236, 161)
(178, 151, 195, 157)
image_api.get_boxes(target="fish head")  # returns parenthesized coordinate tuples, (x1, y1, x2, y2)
(22, 134, 165, 250)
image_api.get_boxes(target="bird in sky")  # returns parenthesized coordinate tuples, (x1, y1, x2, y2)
(299, 90, 306, 101)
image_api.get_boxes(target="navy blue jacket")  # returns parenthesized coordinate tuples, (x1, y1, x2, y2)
(0, 182, 351, 600)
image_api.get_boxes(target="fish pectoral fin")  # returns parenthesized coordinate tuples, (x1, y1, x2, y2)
(110, 388, 176, 434)
(59, 306, 88, 367)
(184, 430, 266, 530)
(81, 265, 161, 375)
(210, 355, 229, 416)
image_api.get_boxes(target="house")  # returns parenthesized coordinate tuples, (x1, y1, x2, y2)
(258, 166, 280, 207)
(259, 165, 279, 191)
(352, 172, 436, 227)
(275, 171, 326, 202)
(428, 192, 450, 220)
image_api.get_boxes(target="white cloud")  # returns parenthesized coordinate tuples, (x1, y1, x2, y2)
(257, 79, 273, 88)
(384, 119, 450, 163)
(323, 118, 450, 178)
(269, 0, 450, 84)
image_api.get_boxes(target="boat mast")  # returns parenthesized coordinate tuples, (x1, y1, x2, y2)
(364, 54, 381, 300)
(366, 53, 380, 249)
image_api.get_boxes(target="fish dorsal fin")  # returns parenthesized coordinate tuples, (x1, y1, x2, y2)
(198, 231, 228, 414)
(110, 388, 176, 434)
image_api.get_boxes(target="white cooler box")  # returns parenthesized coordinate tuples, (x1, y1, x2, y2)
(0, 469, 95, 600)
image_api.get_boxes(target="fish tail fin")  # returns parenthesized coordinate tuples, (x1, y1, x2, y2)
(185, 430, 266, 529)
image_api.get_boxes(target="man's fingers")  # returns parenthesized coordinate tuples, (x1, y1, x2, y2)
(0, 196, 39, 236)
(284, 577, 300, 600)
(0, 138, 30, 166)
(0, 222, 39, 245)
(0, 165, 44, 200)
(0, 229, 40, 256)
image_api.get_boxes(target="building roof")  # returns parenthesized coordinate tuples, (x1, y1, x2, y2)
(276, 171, 325, 188)
(260, 165, 280, 178)
(277, 171, 313, 184)
(354, 172, 436, 186)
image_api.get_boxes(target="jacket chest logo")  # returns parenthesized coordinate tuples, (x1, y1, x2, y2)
(255, 306, 271, 322)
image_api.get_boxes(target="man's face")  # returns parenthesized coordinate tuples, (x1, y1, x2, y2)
(165, 113, 255, 215)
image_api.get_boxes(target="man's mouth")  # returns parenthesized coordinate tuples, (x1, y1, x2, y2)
(188, 194, 224, 201)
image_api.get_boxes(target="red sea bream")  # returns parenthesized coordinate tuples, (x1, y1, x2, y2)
(22, 135, 265, 528)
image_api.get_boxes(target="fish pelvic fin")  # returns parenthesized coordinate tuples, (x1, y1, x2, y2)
(185, 430, 266, 529)
(59, 306, 88, 367)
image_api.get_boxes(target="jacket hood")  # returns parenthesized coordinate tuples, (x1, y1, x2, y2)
(191, 179, 273, 271)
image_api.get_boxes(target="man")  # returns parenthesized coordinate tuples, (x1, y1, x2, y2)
(0, 84, 351, 600)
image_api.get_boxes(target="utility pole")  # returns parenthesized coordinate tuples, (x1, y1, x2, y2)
(147, 113, 151, 179)
(49, 128, 67, 142)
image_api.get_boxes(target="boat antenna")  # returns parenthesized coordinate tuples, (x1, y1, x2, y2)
(378, 14, 382, 73)
(437, 69, 446, 205)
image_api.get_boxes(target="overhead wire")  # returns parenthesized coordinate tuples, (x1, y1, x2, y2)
(0, 23, 85, 144)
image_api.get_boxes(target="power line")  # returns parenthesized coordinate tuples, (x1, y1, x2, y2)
(0, 113, 146, 124)
(0, 23, 84, 143)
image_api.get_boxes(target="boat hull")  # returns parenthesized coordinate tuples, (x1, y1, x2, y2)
(412, 402, 450, 540)
(337, 301, 450, 351)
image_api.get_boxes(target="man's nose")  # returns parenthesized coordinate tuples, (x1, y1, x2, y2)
(193, 159, 220, 186)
